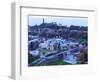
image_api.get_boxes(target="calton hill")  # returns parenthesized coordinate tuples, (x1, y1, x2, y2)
(28, 19, 88, 66)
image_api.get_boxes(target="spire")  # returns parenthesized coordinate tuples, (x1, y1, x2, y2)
(43, 18, 44, 24)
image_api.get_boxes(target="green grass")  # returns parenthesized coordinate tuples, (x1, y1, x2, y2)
(47, 60, 68, 65)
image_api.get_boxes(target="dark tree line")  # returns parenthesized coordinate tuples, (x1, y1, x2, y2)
(28, 23, 88, 42)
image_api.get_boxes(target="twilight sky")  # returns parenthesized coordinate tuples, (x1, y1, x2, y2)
(28, 16, 88, 27)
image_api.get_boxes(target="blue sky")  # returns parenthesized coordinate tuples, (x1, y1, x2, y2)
(28, 16, 88, 27)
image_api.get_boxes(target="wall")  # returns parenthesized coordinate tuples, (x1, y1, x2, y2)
(0, 0, 100, 81)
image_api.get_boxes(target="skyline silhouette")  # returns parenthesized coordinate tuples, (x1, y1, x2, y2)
(28, 16, 88, 27)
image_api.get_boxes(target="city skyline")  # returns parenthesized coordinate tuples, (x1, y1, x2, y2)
(28, 15, 88, 66)
(28, 16, 88, 27)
